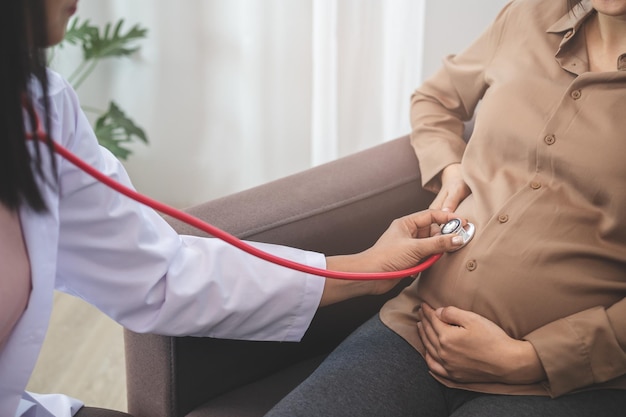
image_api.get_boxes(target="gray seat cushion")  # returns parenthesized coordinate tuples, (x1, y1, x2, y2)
(188, 356, 324, 417)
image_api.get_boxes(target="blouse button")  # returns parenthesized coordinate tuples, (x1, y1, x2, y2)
(498, 214, 509, 223)
(571, 89, 581, 100)
(544, 134, 556, 145)
(531, 181, 542, 190)
(466, 260, 477, 271)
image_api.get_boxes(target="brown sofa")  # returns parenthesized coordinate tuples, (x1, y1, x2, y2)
(124, 135, 438, 417)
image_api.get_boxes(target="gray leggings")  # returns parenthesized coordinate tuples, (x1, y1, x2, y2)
(264, 315, 626, 417)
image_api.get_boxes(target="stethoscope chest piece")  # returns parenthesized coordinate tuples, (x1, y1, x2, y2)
(441, 218, 475, 251)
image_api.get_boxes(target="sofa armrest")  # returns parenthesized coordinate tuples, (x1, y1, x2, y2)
(124, 135, 435, 417)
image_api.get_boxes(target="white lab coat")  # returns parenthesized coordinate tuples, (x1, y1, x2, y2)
(0, 71, 326, 417)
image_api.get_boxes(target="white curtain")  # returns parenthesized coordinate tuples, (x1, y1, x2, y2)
(52, 0, 426, 207)
(311, 0, 425, 165)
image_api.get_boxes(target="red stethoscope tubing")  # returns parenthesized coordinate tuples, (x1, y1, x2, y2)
(27, 128, 442, 280)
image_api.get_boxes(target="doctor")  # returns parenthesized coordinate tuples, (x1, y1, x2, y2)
(0, 0, 466, 416)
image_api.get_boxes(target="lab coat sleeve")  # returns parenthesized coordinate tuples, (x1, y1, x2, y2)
(51, 76, 326, 342)
(410, 1, 514, 192)
(523, 297, 626, 397)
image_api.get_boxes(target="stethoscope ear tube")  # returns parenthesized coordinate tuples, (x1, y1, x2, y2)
(28, 130, 463, 280)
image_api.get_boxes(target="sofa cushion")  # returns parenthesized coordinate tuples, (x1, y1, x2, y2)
(187, 356, 325, 417)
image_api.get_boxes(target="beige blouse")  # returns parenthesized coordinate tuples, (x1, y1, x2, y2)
(0, 204, 31, 350)
(380, 0, 626, 398)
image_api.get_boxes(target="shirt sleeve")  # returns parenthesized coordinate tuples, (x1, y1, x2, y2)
(410, 1, 513, 192)
(523, 298, 626, 397)
(51, 75, 326, 343)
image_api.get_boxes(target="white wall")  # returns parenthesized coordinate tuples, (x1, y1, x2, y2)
(52, 1, 510, 208)
(422, 0, 510, 79)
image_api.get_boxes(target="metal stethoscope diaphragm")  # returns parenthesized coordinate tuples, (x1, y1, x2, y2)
(440, 218, 475, 251)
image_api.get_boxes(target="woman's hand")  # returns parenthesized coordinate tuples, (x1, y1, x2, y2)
(320, 210, 465, 306)
(429, 164, 471, 212)
(417, 303, 547, 384)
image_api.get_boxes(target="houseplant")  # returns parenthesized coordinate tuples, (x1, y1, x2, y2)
(53, 18, 149, 160)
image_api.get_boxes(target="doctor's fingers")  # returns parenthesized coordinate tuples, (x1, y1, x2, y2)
(401, 209, 460, 238)
(408, 234, 464, 260)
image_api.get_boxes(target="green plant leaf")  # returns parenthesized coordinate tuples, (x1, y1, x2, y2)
(94, 101, 148, 160)
(56, 18, 150, 159)
(83, 20, 148, 61)
(95, 133, 133, 160)
(60, 18, 99, 48)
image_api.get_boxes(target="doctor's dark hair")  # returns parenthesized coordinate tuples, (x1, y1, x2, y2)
(1, 0, 54, 212)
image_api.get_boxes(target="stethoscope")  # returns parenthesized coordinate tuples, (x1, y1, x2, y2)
(440, 218, 475, 252)
(26, 115, 475, 280)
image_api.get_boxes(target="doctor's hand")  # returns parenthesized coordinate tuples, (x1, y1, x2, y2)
(320, 210, 465, 306)
(417, 303, 547, 384)
(429, 163, 471, 212)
